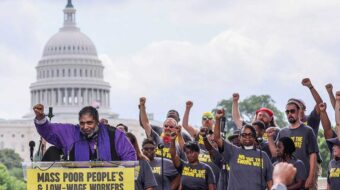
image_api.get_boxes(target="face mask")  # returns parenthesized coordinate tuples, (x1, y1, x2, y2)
(81, 125, 99, 140)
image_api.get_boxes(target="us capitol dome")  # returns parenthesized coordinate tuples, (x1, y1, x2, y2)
(26, 0, 117, 119)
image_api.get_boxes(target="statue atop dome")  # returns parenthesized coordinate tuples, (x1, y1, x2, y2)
(66, 0, 74, 8)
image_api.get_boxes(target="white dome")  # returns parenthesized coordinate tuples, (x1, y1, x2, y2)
(42, 29, 98, 57)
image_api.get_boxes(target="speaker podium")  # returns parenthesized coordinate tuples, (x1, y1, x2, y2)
(22, 161, 139, 190)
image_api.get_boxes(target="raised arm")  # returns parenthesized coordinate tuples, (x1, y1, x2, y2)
(302, 78, 323, 112)
(325, 83, 336, 109)
(177, 125, 186, 150)
(182, 101, 198, 138)
(336, 91, 340, 140)
(232, 93, 243, 129)
(33, 104, 75, 149)
(213, 109, 225, 148)
(318, 102, 334, 139)
(266, 127, 278, 157)
(139, 97, 152, 137)
(169, 133, 181, 168)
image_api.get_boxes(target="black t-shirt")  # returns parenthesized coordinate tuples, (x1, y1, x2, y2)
(277, 124, 319, 174)
(327, 159, 340, 190)
(149, 157, 179, 190)
(135, 160, 158, 190)
(274, 158, 307, 189)
(221, 141, 273, 190)
(176, 161, 216, 190)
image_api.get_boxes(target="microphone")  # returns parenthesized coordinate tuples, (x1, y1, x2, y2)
(158, 143, 165, 149)
(29, 141, 35, 162)
(256, 137, 263, 144)
(47, 107, 54, 121)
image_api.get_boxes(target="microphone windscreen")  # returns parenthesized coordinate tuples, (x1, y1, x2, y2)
(29, 141, 35, 147)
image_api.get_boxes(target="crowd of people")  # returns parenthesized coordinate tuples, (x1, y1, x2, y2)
(32, 78, 340, 190)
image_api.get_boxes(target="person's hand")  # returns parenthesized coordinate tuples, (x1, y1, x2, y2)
(170, 131, 178, 140)
(232, 93, 240, 102)
(176, 125, 182, 135)
(33, 104, 45, 120)
(301, 78, 313, 88)
(325, 83, 333, 91)
(273, 162, 296, 186)
(215, 109, 225, 120)
(318, 102, 327, 112)
(336, 91, 340, 101)
(304, 175, 314, 189)
(139, 97, 146, 107)
(266, 127, 276, 138)
(186, 101, 193, 109)
(199, 127, 208, 138)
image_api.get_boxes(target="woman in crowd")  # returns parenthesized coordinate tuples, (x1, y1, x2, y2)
(214, 109, 273, 190)
(274, 137, 307, 190)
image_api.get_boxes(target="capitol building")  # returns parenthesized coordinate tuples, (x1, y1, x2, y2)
(0, 0, 152, 161)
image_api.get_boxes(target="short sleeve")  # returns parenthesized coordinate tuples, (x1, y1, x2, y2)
(205, 164, 216, 185)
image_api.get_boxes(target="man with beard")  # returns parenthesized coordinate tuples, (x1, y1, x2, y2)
(139, 97, 186, 160)
(267, 101, 318, 189)
(232, 93, 279, 141)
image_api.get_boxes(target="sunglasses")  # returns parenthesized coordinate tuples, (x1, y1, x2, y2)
(202, 117, 213, 121)
(79, 120, 95, 126)
(164, 125, 177, 129)
(241, 133, 254, 138)
(285, 109, 297, 114)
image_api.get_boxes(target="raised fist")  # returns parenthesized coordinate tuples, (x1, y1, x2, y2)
(318, 102, 327, 112)
(325, 83, 333, 91)
(199, 127, 208, 138)
(336, 91, 340, 101)
(301, 78, 312, 88)
(215, 109, 225, 120)
(273, 162, 296, 186)
(266, 127, 277, 138)
(232, 93, 240, 102)
(186, 101, 193, 109)
(139, 97, 146, 106)
(170, 132, 178, 140)
(33, 104, 45, 120)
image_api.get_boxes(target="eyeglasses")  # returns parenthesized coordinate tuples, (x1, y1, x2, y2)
(241, 133, 254, 138)
(79, 120, 95, 126)
(285, 109, 297, 114)
(202, 117, 213, 121)
(164, 125, 177, 129)
(143, 147, 156, 151)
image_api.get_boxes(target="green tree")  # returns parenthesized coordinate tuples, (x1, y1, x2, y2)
(0, 149, 23, 170)
(0, 149, 24, 180)
(0, 164, 26, 190)
(318, 130, 331, 177)
(214, 94, 288, 133)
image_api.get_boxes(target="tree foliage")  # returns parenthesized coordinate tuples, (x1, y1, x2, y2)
(0, 164, 26, 190)
(0, 149, 23, 170)
(215, 94, 288, 132)
(317, 130, 331, 177)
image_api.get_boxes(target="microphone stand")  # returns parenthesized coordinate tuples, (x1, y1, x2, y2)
(158, 143, 165, 190)
(257, 138, 263, 190)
